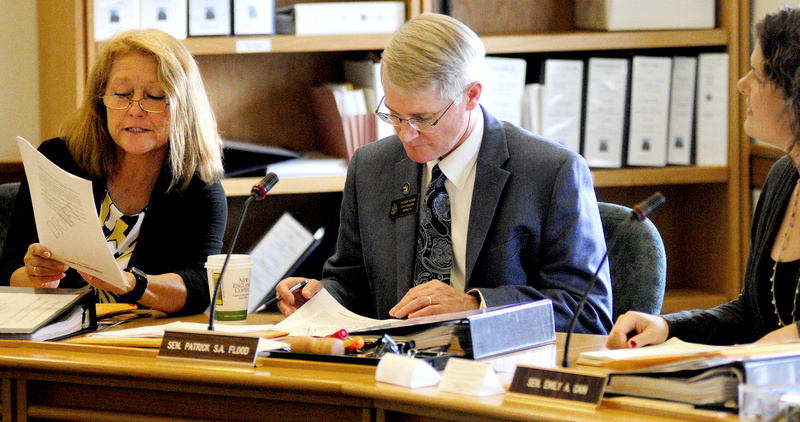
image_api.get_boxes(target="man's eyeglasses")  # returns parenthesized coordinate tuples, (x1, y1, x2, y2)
(101, 94, 170, 114)
(374, 96, 455, 132)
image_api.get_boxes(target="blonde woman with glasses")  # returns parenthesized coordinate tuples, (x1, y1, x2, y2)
(0, 29, 227, 316)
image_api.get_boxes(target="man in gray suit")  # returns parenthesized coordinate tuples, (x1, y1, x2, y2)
(277, 13, 612, 334)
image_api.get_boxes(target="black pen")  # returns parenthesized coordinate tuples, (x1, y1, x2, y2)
(256, 280, 308, 313)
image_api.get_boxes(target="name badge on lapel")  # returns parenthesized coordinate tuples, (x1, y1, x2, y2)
(390, 194, 419, 219)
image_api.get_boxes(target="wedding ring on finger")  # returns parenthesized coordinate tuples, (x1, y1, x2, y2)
(428, 296, 432, 306)
(33, 266, 38, 276)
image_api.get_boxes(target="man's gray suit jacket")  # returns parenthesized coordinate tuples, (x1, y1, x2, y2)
(321, 107, 613, 334)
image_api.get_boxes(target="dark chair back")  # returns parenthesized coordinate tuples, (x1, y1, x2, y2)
(0, 182, 20, 253)
(599, 202, 666, 321)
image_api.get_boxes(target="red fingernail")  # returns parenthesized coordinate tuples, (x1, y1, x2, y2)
(629, 340, 637, 348)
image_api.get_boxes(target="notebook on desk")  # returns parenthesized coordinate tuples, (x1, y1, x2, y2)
(578, 338, 800, 409)
(352, 299, 557, 360)
(0, 286, 97, 341)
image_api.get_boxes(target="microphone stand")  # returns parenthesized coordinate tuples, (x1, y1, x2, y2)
(561, 192, 665, 367)
(208, 173, 277, 331)
(561, 219, 627, 367)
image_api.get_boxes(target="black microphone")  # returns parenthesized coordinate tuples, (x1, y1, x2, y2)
(561, 192, 665, 367)
(251, 173, 279, 201)
(208, 172, 279, 331)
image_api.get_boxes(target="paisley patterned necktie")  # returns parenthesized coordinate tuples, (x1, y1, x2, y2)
(414, 164, 452, 285)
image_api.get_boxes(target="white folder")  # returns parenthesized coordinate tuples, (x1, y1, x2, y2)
(666, 56, 698, 165)
(626, 56, 672, 167)
(94, 0, 141, 41)
(480, 57, 528, 127)
(521, 83, 543, 136)
(582, 58, 630, 168)
(542, 59, 585, 154)
(695, 53, 729, 166)
(140, 0, 188, 40)
(188, 0, 231, 36)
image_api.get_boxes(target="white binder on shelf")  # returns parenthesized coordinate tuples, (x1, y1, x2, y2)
(542, 59, 584, 153)
(695, 53, 729, 167)
(667, 56, 698, 165)
(521, 83, 543, 136)
(480, 57, 528, 127)
(582, 57, 630, 168)
(94, 0, 141, 41)
(233, 0, 275, 35)
(277, 2, 405, 36)
(140, 0, 188, 39)
(626, 56, 672, 167)
(188, 0, 231, 36)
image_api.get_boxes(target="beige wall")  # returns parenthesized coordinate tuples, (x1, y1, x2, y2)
(0, 1, 40, 162)
(752, 0, 792, 23)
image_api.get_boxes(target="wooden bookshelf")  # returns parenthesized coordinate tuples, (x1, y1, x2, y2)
(38, 0, 744, 314)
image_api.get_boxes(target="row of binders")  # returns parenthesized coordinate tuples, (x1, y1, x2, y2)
(318, 54, 729, 168)
(518, 54, 729, 168)
(95, 0, 404, 41)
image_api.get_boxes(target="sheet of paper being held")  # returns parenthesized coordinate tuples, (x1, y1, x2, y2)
(17, 137, 129, 291)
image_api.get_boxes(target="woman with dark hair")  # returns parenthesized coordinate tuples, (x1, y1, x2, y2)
(0, 29, 227, 316)
(607, 8, 800, 348)
(608, 6, 800, 348)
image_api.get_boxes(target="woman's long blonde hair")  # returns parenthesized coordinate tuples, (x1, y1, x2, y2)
(61, 28, 223, 191)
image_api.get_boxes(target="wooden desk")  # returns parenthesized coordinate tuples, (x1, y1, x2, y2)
(0, 314, 739, 422)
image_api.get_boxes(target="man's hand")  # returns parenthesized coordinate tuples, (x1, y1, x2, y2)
(275, 277, 323, 317)
(389, 279, 479, 318)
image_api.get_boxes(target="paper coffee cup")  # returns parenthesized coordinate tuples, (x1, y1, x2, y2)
(206, 254, 252, 324)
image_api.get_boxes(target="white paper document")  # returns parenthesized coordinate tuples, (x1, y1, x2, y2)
(438, 358, 505, 396)
(576, 337, 728, 367)
(17, 137, 129, 291)
(274, 288, 395, 337)
(376, 353, 442, 388)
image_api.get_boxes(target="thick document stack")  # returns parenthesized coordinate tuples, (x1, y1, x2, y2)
(0, 287, 97, 341)
(354, 299, 556, 360)
(578, 338, 800, 409)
